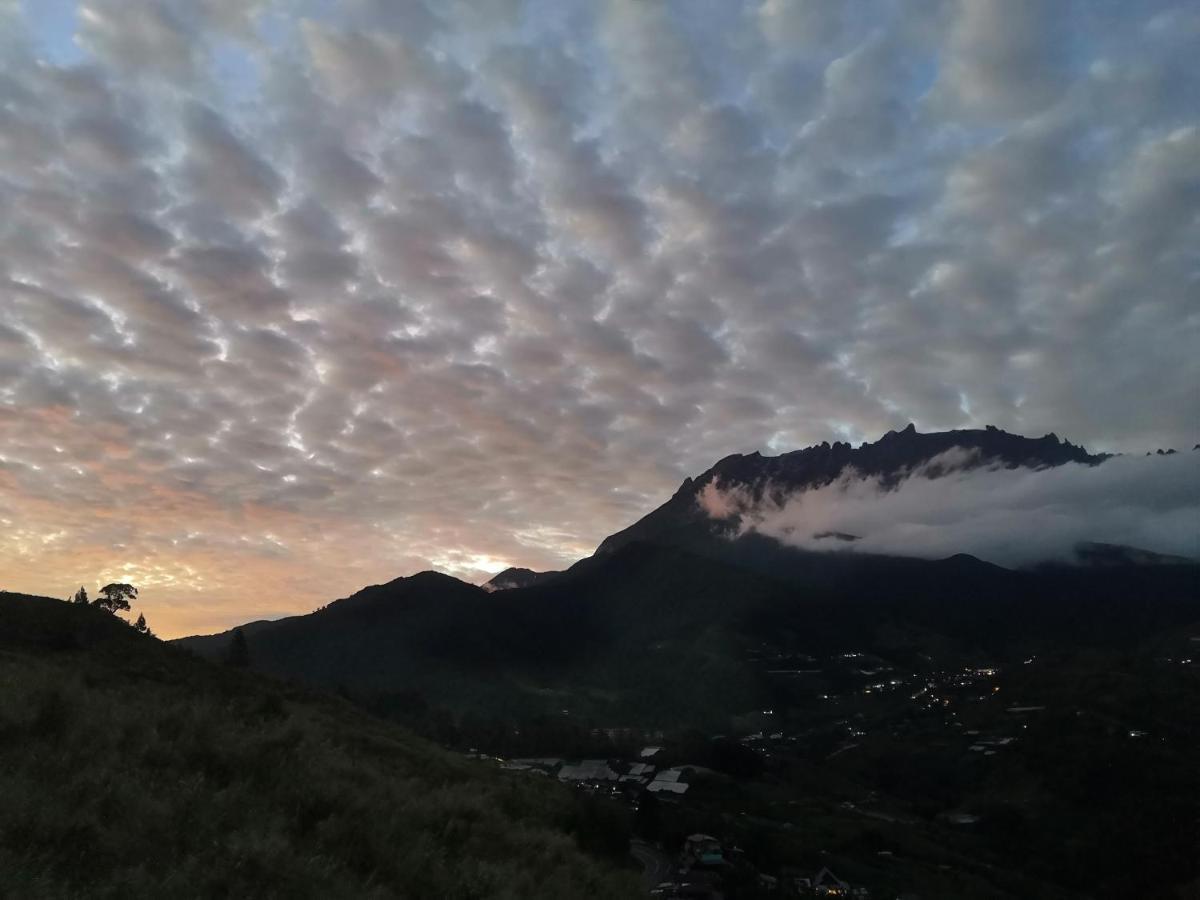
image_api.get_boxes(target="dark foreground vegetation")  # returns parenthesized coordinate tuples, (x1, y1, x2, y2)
(0, 591, 637, 899)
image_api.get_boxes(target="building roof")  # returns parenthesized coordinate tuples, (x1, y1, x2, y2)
(557, 760, 619, 781)
(647, 780, 689, 794)
(813, 866, 848, 888)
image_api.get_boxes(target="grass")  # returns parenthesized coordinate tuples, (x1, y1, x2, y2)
(0, 591, 638, 899)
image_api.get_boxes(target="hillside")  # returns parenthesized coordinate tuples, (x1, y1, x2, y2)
(177, 545, 782, 725)
(176, 538, 1200, 728)
(0, 591, 637, 899)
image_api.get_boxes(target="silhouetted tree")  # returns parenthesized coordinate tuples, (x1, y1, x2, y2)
(134, 613, 150, 635)
(226, 628, 251, 667)
(94, 583, 137, 615)
(71, 586, 88, 605)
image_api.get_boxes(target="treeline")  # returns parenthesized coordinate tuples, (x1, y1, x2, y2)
(355, 688, 657, 758)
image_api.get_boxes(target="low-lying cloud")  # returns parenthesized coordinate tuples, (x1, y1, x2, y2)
(698, 451, 1200, 567)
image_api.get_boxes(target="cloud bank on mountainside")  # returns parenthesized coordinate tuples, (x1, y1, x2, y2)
(698, 451, 1200, 567)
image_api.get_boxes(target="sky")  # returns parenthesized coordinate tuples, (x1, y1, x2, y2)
(0, 0, 1197, 637)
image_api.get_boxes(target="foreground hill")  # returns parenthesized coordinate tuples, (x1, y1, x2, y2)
(0, 591, 637, 899)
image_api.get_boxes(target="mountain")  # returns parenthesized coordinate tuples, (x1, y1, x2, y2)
(0, 590, 636, 898)
(175, 425, 1196, 728)
(485, 567, 562, 591)
(154, 424, 1200, 898)
(595, 424, 1105, 558)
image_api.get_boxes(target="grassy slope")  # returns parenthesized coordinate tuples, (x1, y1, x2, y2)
(0, 592, 638, 900)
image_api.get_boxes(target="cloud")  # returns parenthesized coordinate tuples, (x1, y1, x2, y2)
(698, 451, 1200, 566)
(77, 0, 208, 82)
(932, 0, 1066, 120)
(757, 0, 843, 52)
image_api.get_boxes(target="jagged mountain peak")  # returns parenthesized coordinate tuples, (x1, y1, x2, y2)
(708, 424, 1099, 495)
(598, 425, 1105, 556)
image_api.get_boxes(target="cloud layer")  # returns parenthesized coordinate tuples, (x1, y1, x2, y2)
(698, 451, 1200, 566)
(0, 1, 1196, 635)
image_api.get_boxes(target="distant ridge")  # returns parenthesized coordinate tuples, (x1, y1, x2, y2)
(1072, 542, 1196, 568)
(484, 567, 561, 592)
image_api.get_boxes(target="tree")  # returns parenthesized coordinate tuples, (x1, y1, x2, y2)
(71, 586, 88, 605)
(134, 613, 151, 635)
(94, 583, 137, 615)
(226, 627, 250, 668)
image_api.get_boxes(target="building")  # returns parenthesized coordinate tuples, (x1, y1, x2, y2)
(557, 759, 619, 782)
(813, 867, 850, 897)
(684, 834, 725, 867)
(648, 767, 689, 794)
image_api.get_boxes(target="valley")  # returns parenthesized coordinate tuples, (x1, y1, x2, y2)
(428, 628, 1200, 898)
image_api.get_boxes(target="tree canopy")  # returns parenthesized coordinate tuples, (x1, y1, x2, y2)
(93, 583, 137, 615)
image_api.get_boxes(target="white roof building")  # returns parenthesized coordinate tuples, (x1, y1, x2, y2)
(557, 760, 620, 781)
(647, 780, 689, 794)
(647, 767, 689, 793)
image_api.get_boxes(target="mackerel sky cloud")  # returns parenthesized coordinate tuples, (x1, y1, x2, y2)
(1, 1, 1197, 636)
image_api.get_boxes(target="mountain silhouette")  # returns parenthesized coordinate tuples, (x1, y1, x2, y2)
(176, 426, 1195, 725)
(175, 420, 1197, 727)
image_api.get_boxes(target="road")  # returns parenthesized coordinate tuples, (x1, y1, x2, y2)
(630, 839, 673, 892)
